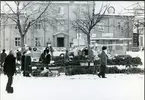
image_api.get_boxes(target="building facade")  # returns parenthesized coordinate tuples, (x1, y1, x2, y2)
(0, 1, 134, 55)
(90, 14, 134, 55)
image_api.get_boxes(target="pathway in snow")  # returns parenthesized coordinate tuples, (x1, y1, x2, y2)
(0, 73, 144, 100)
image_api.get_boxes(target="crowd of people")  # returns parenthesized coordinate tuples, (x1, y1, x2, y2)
(0, 45, 109, 93)
(0, 45, 54, 93)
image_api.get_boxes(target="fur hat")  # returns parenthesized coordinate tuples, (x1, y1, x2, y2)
(102, 46, 107, 50)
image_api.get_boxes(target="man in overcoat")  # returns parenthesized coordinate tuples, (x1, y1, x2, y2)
(98, 46, 108, 78)
(3, 50, 16, 93)
(0, 49, 7, 68)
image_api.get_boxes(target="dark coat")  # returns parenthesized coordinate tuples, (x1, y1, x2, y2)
(39, 53, 51, 64)
(3, 54, 16, 75)
(24, 55, 31, 72)
(64, 53, 69, 63)
(21, 55, 25, 71)
(0, 52, 7, 65)
(16, 51, 22, 61)
(98, 51, 108, 65)
(82, 48, 88, 55)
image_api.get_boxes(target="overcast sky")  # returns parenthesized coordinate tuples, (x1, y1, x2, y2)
(1, 1, 144, 15)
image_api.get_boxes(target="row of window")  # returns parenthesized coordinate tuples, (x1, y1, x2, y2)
(93, 40, 125, 45)
(14, 20, 125, 32)
(15, 37, 42, 47)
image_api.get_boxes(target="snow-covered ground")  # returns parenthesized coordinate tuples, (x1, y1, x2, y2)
(0, 73, 144, 100)
(0, 51, 144, 100)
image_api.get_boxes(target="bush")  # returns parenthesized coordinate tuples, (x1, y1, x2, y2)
(71, 67, 86, 75)
(66, 66, 94, 75)
(53, 55, 143, 75)
(106, 67, 144, 74)
(131, 57, 142, 65)
(66, 66, 144, 75)
(127, 68, 144, 73)
(106, 67, 120, 73)
(107, 56, 142, 66)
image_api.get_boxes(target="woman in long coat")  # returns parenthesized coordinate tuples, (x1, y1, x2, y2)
(3, 50, 16, 93)
(21, 51, 26, 71)
(23, 51, 31, 77)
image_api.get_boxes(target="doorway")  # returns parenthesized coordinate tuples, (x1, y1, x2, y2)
(57, 37, 64, 47)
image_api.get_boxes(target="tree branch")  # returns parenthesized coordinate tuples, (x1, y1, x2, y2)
(4, 2, 17, 15)
(30, 2, 51, 26)
(19, 1, 33, 12)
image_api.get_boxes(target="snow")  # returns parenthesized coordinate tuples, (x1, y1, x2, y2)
(0, 51, 144, 100)
(0, 73, 144, 100)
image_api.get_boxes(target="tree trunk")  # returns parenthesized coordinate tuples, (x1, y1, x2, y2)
(21, 35, 25, 52)
(87, 34, 91, 67)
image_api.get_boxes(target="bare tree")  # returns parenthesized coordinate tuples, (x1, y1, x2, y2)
(72, 2, 109, 66)
(120, 2, 144, 28)
(1, 1, 51, 52)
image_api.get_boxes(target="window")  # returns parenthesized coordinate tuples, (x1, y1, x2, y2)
(57, 37, 64, 47)
(77, 33, 82, 39)
(108, 40, 113, 44)
(91, 33, 96, 38)
(140, 36, 143, 46)
(118, 22, 121, 29)
(34, 20, 41, 29)
(133, 33, 139, 47)
(80, 7, 85, 15)
(116, 45, 123, 50)
(116, 40, 123, 44)
(98, 22, 104, 32)
(96, 40, 101, 44)
(58, 6, 64, 15)
(35, 37, 41, 47)
(102, 40, 108, 44)
(15, 37, 21, 46)
(57, 20, 65, 31)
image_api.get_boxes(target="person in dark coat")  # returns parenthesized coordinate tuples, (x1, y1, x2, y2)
(49, 46, 54, 60)
(0, 49, 7, 68)
(23, 50, 31, 77)
(16, 50, 22, 62)
(3, 50, 16, 93)
(39, 48, 51, 65)
(98, 46, 108, 78)
(21, 51, 26, 71)
(83, 47, 88, 56)
(39, 50, 46, 64)
(64, 50, 70, 66)
(39, 49, 51, 75)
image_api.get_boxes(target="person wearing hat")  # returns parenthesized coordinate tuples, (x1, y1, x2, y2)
(98, 46, 108, 78)
(3, 50, 16, 93)
(0, 49, 7, 68)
